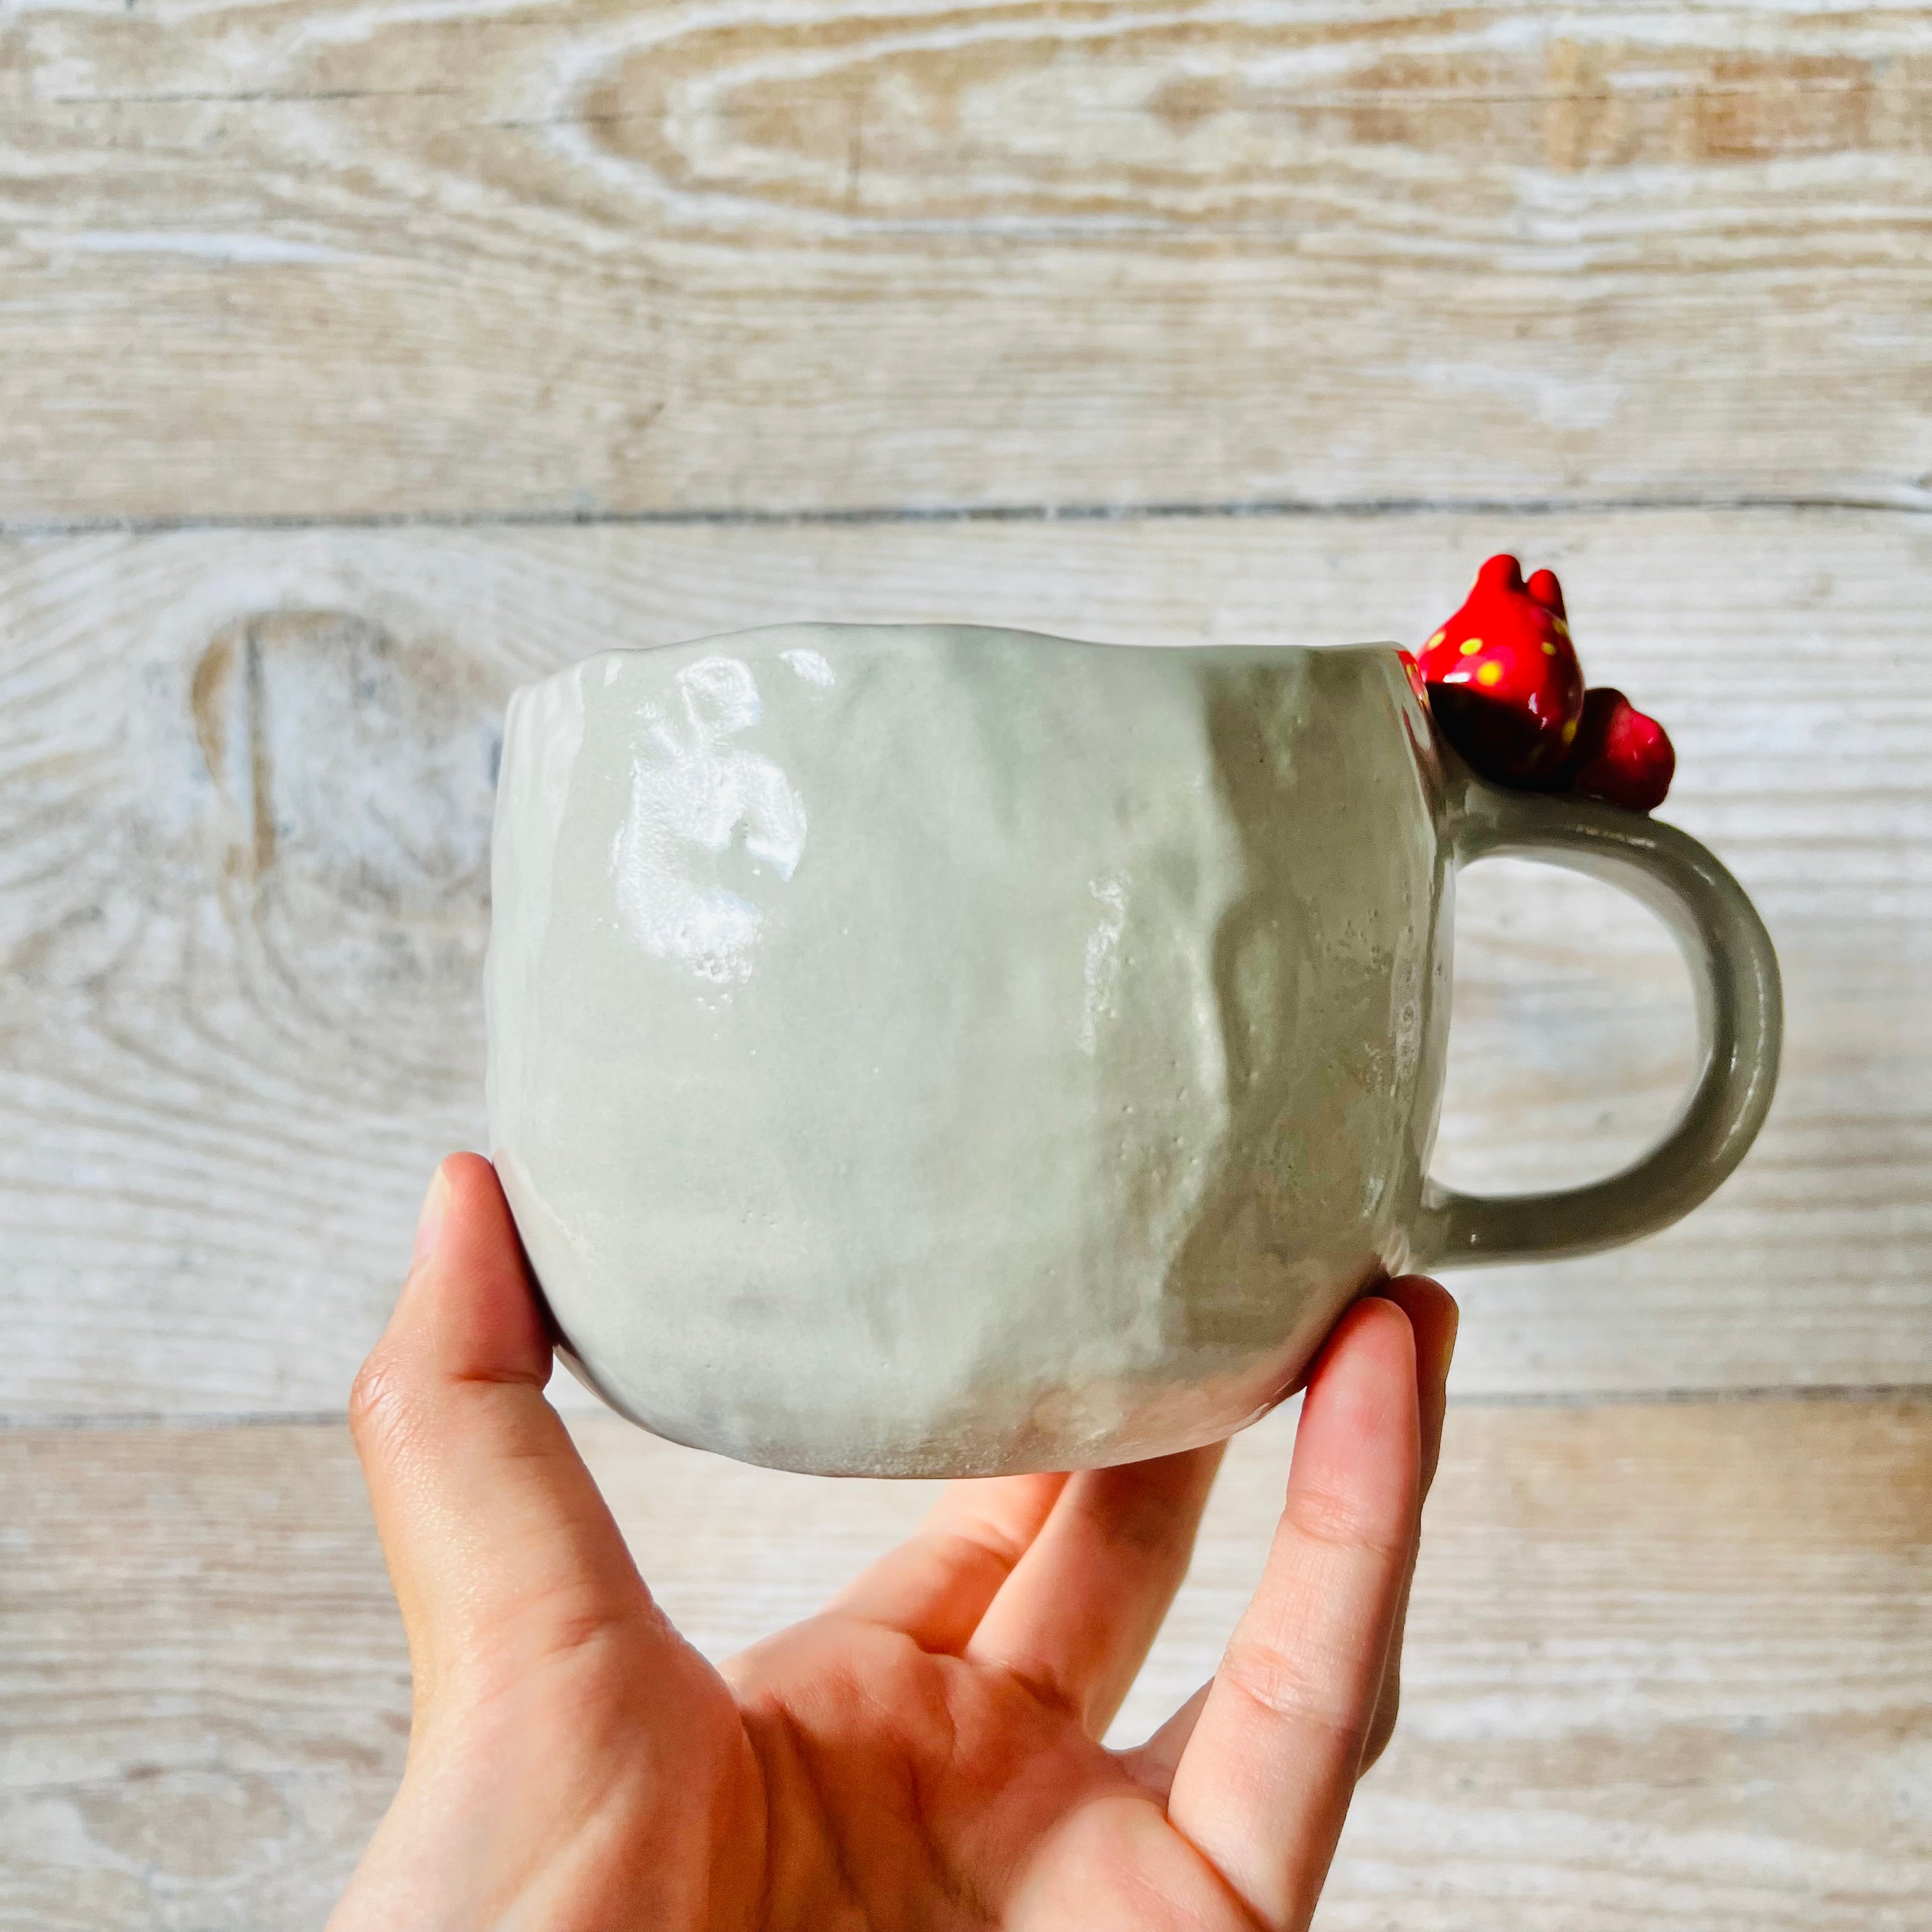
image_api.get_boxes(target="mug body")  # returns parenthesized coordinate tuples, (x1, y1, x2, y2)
(487, 625, 1453, 1475)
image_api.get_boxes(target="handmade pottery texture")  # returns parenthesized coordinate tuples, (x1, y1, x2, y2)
(486, 625, 1779, 1476)
(488, 630, 1446, 1473)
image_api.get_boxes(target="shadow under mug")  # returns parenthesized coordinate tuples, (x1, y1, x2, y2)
(486, 625, 1781, 1477)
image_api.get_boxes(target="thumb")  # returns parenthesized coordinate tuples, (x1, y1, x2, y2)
(348, 1153, 665, 1706)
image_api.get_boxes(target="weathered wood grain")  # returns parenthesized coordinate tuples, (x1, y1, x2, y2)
(0, 1423, 412, 1932)
(4, 1396, 1928, 1929)
(2, 506, 1926, 1418)
(3, 1, 1929, 519)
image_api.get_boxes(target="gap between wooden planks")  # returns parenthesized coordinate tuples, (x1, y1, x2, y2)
(3, 1, 1929, 519)
(2, 1393, 1928, 1931)
(2, 505, 1926, 1418)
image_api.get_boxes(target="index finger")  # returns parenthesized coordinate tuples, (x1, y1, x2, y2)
(1163, 1296, 1422, 1930)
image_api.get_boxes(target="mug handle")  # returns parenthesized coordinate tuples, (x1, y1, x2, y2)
(1410, 774, 1782, 1269)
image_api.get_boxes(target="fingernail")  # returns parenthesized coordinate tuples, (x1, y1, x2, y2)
(412, 1167, 450, 1266)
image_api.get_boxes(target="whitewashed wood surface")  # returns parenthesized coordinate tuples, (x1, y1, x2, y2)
(4, 0, 1929, 1924)
(3, 2, 1930, 520)
(6, 1397, 1929, 1930)
(3, 508, 1926, 1418)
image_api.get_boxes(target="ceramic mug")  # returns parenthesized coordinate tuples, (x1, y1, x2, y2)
(486, 624, 1781, 1477)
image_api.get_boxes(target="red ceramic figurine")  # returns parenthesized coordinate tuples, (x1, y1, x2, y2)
(1419, 555, 1584, 781)
(1420, 555, 1675, 813)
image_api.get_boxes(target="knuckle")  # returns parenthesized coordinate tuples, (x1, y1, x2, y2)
(347, 1346, 417, 1458)
(1282, 1480, 1411, 1563)
(936, 1517, 1032, 1579)
(507, 1590, 647, 1683)
(1219, 1636, 1371, 1759)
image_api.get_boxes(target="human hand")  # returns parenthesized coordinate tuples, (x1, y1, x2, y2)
(332, 1154, 1457, 1932)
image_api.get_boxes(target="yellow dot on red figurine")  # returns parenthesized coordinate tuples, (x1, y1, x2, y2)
(1542, 640, 1557, 656)
(1460, 636, 1483, 656)
(1554, 618, 1570, 638)
(1562, 717, 1578, 744)
(1428, 631, 1446, 650)
(1476, 661, 1503, 687)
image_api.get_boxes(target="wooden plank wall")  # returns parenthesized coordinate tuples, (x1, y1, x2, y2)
(4, 1, 1931, 519)
(3, 1, 1928, 1924)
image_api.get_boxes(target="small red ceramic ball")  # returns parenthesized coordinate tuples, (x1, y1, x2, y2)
(1563, 687, 1676, 813)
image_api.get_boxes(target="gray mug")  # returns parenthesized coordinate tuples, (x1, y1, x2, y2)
(486, 624, 1781, 1476)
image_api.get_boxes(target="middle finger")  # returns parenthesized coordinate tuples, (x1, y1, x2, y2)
(963, 1440, 1225, 1735)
